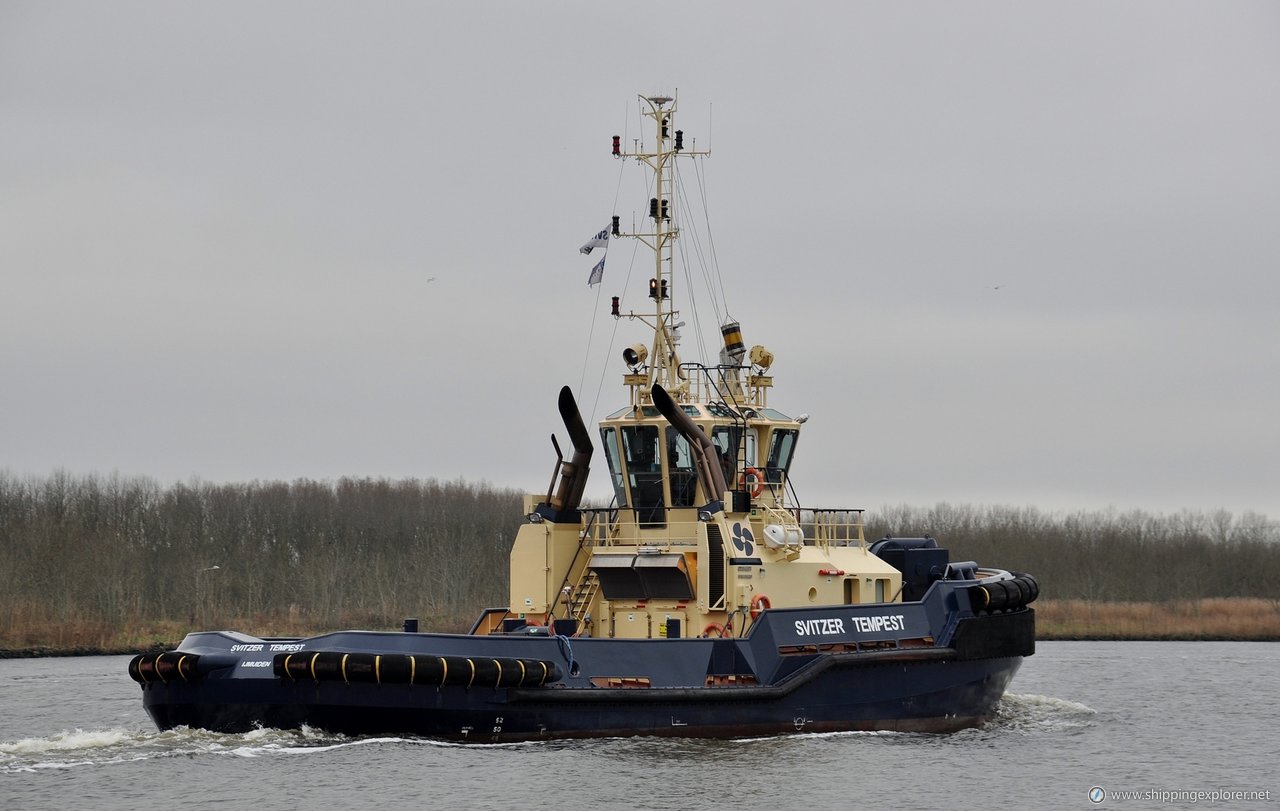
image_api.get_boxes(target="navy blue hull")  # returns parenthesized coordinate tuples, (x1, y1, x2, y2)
(135, 601, 1034, 742)
(143, 654, 1020, 741)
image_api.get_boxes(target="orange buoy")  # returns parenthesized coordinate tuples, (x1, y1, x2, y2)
(738, 467, 765, 498)
(750, 594, 772, 621)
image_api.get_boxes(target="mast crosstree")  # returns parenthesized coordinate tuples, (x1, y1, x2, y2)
(613, 93, 709, 404)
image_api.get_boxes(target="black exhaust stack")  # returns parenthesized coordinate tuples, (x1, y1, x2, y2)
(651, 383, 728, 513)
(535, 386, 594, 523)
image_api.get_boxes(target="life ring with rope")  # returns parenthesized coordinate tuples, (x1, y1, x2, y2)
(701, 623, 726, 638)
(738, 467, 765, 498)
(749, 594, 772, 621)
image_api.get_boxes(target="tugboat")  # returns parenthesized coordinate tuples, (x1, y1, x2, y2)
(129, 92, 1037, 741)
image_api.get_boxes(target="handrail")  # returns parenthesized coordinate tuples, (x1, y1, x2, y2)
(756, 503, 799, 527)
(573, 504, 865, 550)
(576, 512, 705, 547)
(794, 507, 867, 549)
(548, 504, 606, 624)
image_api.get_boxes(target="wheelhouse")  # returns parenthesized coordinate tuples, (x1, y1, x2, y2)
(598, 398, 801, 534)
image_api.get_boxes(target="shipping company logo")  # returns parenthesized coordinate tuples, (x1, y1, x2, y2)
(730, 522, 755, 556)
(1089, 786, 1105, 804)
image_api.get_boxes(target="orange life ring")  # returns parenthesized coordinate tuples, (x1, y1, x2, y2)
(750, 594, 771, 621)
(738, 467, 765, 498)
(523, 617, 542, 627)
(701, 622, 726, 638)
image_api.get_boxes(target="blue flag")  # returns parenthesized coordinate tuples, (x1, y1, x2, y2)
(587, 255, 605, 286)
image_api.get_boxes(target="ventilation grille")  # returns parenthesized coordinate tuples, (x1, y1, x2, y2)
(706, 523, 725, 609)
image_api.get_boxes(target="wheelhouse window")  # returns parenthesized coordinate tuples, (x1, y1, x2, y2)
(621, 425, 664, 527)
(711, 425, 742, 486)
(764, 428, 799, 484)
(599, 427, 628, 507)
(665, 427, 700, 507)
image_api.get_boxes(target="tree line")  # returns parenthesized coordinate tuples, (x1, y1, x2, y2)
(1, 472, 1277, 648)
(0, 472, 522, 643)
(866, 502, 1280, 602)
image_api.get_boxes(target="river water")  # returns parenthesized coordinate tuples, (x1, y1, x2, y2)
(2, 641, 1277, 810)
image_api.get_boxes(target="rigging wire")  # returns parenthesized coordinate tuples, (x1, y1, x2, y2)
(577, 100, 632, 407)
(585, 106, 653, 425)
(587, 235, 641, 426)
(673, 222, 710, 365)
(674, 155, 730, 366)
(578, 97, 730, 421)
(675, 166, 720, 326)
(579, 265, 608, 400)
(692, 156, 731, 320)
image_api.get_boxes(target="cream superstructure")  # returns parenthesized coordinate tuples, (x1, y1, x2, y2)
(504, 94, 901, 641)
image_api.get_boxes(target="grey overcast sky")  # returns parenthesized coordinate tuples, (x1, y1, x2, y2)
(2, 1, 1277, 519)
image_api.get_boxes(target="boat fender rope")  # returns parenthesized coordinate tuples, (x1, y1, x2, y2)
(493, 659, 503, 690)
(466, 658, 476, 689)
(341, 653, 350, 685)
(556, 633, 576, 676)
(282, 653, 295, 680)
(409, 655, 416, 686)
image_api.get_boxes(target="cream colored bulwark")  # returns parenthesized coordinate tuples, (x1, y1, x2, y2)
(508, 522, 550, 615)
(608, 605, 651, 639)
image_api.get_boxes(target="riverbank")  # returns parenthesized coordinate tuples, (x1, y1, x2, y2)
(0, 613, 476, 659)
(3, 598, 1278, 657)
(1034, 597, 1280, 640)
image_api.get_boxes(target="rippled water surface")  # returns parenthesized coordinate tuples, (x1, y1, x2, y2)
(2, 642, 1276, 810)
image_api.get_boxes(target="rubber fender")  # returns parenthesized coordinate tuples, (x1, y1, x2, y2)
(999, 579, 1023, 610)
(1013, 572, 1040, 604)
(273, 651, 562, 688)
(968, 573, 1039, 614)
(1007, 578, 1030, 608)
(983, 581, 1009, 611)
(968, 585, 990, 611)
(1000, 579, 1026, 610)
(128, 651, 202, 684)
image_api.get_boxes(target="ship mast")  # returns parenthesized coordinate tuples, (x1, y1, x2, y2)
(614, 92, 708, 404)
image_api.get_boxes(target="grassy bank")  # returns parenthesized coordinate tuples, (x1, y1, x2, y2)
(0, 609, 476, 658)
(3, 474, 1278, 655)
(4, 598, 1279, 657)
(1035, 598, 1280, 641)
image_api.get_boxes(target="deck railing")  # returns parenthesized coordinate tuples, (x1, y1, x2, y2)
(576, 505, 866, 549)
(796, 508, 868, 549)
